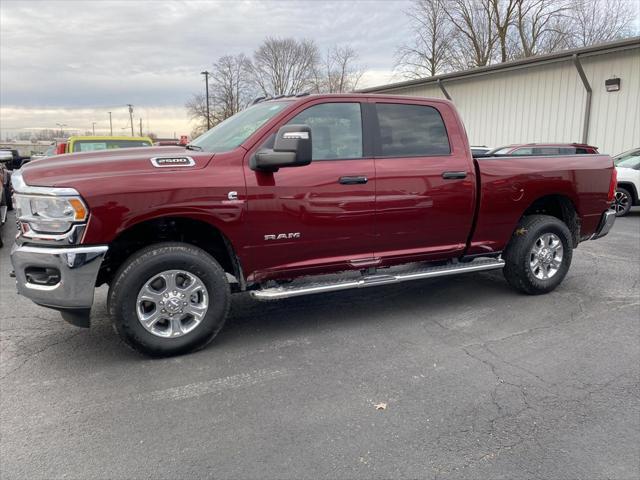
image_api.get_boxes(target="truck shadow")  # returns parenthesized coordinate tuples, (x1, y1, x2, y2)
(0, 269, 516, 369)
(214, 270, 514, 349)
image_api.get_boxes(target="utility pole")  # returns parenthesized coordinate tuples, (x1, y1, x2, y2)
(92, 122, 96, 135)
(139, 118, 143, 137)
(200, 70, 211, 130)
(56, 123, 67, 137)
(127, 104, 134, 136)
(108, 112, 113, 136)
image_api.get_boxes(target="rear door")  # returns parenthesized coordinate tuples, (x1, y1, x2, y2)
(242, 100, 376, 281)
(371, 99, 476, 263)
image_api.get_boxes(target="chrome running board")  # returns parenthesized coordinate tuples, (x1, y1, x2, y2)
(251, 258, 505, 301)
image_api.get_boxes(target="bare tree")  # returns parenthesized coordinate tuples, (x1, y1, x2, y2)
(565, 0, 636, 47)
(515, 0, 569, 57)
(186, 54, 254, 135)
(395, 0, 638, 77)
(489, 0, 519, 62)
(250, 37, 319, 96)
(185, 93, 213, 137)
(314, 45, 364, 92)
(211, 54, 253, 119)
(395, 0, 454, 78)
(444, 0, 497, 68)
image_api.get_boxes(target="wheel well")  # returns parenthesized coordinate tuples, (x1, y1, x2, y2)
(97, 217, 244, 289)
(617, 182, 638, 205)
(522, 195, 580, 247)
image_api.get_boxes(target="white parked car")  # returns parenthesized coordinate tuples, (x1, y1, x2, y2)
(612, 148, 640, 217)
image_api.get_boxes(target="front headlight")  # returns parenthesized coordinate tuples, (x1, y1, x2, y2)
(11, 170, 88, 235)
(15, 194, 87, 233)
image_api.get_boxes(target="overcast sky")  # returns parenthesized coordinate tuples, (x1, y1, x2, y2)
(0, 0, 411, 138)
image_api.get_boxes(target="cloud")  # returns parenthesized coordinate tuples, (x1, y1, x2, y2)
(1, 0, 410, 136)
(0, 105, 192, 138)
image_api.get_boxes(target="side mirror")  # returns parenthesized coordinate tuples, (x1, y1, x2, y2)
(251, 124, 312, 172)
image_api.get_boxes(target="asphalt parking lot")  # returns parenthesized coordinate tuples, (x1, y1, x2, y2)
(1, 211, 638, 480)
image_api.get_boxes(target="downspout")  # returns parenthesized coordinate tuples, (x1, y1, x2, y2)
(437, 78, 452, 101)
(572, 53, 592, 144)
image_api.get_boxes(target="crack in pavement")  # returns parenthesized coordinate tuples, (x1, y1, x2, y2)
(431, 337, 636, 477)
(0, 330, 84, 380)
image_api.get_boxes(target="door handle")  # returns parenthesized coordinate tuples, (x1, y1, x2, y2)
(339, 176, 368, 185)
(441, 171, 467, 180)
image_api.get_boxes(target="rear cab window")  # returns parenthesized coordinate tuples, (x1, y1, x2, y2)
(374, 103, 450, 157)
(532, 147, 565, 155)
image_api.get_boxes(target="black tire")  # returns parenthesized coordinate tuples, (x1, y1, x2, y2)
(4, 182, 13, 211)
(0, 187, 5, 248)
(612, 186, 632, 217)
(108, 242, 231, 357)
(503, 215, 573, 295)
(5, 188, 13, 212)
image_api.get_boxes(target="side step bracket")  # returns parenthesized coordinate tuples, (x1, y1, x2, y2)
(251, 258, 504, 301)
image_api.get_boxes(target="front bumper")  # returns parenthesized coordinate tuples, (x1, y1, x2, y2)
(591, 210, 616, 240)
(10, 243, 108, 326)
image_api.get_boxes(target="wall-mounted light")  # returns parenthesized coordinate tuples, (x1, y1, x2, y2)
(605, 77, 621, 92)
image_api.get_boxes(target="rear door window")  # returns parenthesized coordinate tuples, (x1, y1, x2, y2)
(374, 103, 450, 157)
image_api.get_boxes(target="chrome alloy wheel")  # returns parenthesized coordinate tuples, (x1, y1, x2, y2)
(136, 270, 209, 338)
(529, 233, 563, 280)
(610, 190, 630, 214)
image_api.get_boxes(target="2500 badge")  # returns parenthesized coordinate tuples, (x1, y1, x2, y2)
(150, 156, 195, 168)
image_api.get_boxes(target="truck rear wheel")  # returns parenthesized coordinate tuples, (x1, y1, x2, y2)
(503, 215, 573, 295)
(108, 242, 231, 357)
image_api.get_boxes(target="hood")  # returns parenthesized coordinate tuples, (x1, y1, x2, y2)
(21, 146, 214, 188)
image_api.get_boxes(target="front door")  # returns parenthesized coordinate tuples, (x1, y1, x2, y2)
(242, 100, 376, 282)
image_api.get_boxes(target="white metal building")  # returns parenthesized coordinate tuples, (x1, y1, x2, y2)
(360, 37, 640, 156)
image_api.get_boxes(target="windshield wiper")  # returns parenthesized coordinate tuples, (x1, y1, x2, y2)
(185, 144, 203, 151)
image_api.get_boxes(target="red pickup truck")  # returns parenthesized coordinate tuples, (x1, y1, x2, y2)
(10, 94, 616, 356)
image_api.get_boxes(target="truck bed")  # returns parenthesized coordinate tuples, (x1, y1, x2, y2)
(468, 154, 614, 255)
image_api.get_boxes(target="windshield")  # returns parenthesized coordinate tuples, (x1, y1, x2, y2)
(614, 149, 640, 168)
(189, 101, 293, 153)
(487, 147, 513, 155)
(72, 139, 152, 152)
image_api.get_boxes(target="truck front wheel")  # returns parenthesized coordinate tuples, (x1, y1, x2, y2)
(503, 215, 573, 295)
(108, 242, 231, 356)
